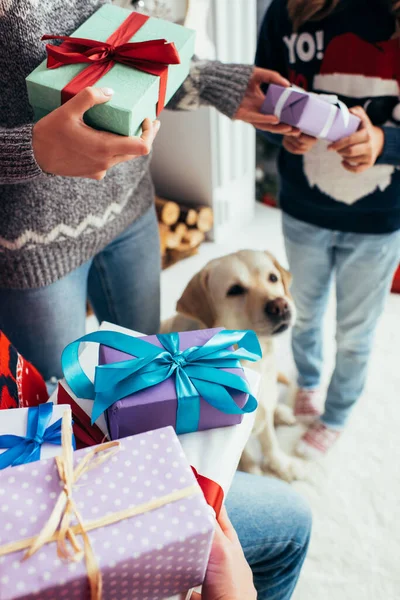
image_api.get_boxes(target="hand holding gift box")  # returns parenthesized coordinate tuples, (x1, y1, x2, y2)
(26, 5, 196, 136)
(261, 83, 360, 142)
(61, 327, 261, 438)
(0, 402, 74, 469)
(0, 412, 214, 600)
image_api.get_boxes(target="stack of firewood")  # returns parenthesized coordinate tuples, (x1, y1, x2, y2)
(156, 196, 213, 268)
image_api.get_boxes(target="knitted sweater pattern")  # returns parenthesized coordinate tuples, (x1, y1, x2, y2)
(0, 0, 252, 289)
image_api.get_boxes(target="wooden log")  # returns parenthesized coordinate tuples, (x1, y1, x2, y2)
(168, 245, 200, 265)
(158, 222, 169, 256)
(178, 205, 198, 227)
(166, 223, 188, 249)
(196, 206, 214, 233)
(155, 197, 180, 226)
(183, 228, 205, 248)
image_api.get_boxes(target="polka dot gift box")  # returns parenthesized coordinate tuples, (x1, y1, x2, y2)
(0, 426, 214, 600)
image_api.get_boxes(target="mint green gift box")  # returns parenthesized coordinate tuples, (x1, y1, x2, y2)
(26, 4, 195, 136)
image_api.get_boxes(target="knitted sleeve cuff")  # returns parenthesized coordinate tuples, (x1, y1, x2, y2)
(376, 126, 400, 166)
(168, 59, 254, 119)
(0, 124, 43, 184)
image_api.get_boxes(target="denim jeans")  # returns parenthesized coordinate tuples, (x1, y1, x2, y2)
(282, 212, 400, 429)
(0, 205, 161, 381)
(227, 472, 311, 600)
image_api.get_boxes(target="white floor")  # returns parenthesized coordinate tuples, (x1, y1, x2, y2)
(161, 203, 400, 600)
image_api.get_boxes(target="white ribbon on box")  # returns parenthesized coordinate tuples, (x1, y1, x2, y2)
(0, 404, 72, 462)
(274, 85, 350, 139)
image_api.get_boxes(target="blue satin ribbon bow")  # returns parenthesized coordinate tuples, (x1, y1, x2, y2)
(0, 403, 71, 469)
(62, 329, 262, 434)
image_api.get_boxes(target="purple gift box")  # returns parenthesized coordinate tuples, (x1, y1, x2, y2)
(261, 83, 360, 142)
(99, 328, 249, 440)
(0, 426, 214, 600)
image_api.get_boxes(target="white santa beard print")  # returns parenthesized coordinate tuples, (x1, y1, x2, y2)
(303, 139, 395, 205)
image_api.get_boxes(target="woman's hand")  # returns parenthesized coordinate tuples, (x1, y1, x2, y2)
(283, 132, 318, 154)
(328, 106, 384, 173)
(32, 87, 160, 180)
(191, 506, 257, 600)
(234, 67, 300, 135)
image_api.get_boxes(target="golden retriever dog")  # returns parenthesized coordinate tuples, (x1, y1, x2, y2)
(162, 249, 304, 482)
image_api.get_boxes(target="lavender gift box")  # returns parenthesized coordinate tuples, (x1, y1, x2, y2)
(0, 426, 214, 600)
(99, 328, 250, 440)
(261, 83, 360, 142)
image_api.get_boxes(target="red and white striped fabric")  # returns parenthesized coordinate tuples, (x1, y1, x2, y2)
(0, 331, 48, 410)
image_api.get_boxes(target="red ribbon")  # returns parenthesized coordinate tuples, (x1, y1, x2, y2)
(42, 11, 181, 114)
(58, 383, 106, 449)
(191, 466, 224, 518)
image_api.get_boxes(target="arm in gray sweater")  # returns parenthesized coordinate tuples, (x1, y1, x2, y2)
(0, 125, 42, 184)
(0, 60, 252, 185)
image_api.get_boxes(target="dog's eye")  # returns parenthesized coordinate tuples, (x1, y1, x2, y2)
(227, 284, 247, 297)
(269, 274, 278, 283)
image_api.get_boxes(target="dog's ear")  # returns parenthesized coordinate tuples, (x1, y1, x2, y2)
(176, 268, 215, 327)
(274, 260, 293, 296)
(265, 252, 293, 296)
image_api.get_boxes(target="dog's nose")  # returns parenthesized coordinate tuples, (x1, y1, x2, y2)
(265, 298, 289, 318)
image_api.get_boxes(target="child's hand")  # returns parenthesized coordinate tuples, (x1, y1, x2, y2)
(191, 506, 257, 600)
(235, 67, 300, 135)
(328, 106, 384, 173)
(32, 87, 160, 180)
(283, 132, 318, 154)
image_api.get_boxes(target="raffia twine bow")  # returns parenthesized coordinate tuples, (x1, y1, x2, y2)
(0, 412, 200, 600)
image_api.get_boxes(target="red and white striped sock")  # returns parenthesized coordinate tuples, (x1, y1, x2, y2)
(294, 388, 323, 423)
(296, 420, 342, 460)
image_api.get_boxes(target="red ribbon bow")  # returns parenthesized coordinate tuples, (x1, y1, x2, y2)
(191, 466, 224, 518)
(42, 12, 181, 114)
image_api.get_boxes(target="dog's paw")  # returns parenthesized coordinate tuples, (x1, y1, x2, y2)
(264, 452, 306, 482)
(274, 403, 297, 427)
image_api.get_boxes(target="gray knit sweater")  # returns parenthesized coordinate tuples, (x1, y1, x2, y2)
(0, 0, 253, 289)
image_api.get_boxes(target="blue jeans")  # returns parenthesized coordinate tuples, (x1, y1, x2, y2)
(282, 212, 400, 428)
(0, 206, 161, 381)
(227, 472, 311, 600)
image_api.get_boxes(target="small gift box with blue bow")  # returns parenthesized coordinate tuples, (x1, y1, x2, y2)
(60, 327, 262, 441)
(0, 402, 75, 469)
(261, 84, 360, 142)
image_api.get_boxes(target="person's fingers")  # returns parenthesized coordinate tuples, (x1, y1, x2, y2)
(284, 138, 306, 154)
(342, 160, 369, 173)
(64, 86, 114, 119)
(90, 170, 108, 181)
(350, 105, 371, 127)
(337, 143, 368, 159)
(299, 133, 317, 143)
(257, 123, 299, 135)
(90, 118, 158, 158)
(328, 128, 369, 152)
(190, 593, 201, 600)
(239, 111, 280, 125)
(107, 120, 160, 167)
(287, 127, 302, 137)
(217, 506, 240, 543)
(252, 66, 290, 88)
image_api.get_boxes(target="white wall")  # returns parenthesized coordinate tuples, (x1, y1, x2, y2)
(151, 0, 257, 242)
